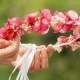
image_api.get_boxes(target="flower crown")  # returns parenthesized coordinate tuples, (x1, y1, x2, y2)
(0, 9, 80, 80)
(0, 9, 80, 52)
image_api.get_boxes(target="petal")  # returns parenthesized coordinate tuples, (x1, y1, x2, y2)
(67, 10, 78, 20)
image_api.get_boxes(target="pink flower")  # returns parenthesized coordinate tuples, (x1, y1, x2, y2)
(51, 12, 66, 33)
(41, 9, 51, 21)
(1, 17, 23, 40)
(36, 23, 49, 35)
(35, 9, 51, 35)
(52, 23, 63, 33)
(61, 23, 73, 33)
(57, 36, 68, 44)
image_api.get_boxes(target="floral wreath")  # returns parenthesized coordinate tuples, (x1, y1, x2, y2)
(0, 9, 80, 80)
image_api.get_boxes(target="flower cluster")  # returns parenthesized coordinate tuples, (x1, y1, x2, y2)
(0, 17, 23, 40)
(23, 10, 80, 35)
(23, 9, 51, 34)
(51, 10, 80, 33)
(0, 9, 51, 40)
(0, 9, 80, 52)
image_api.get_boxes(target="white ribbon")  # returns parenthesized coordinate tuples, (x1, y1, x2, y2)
(9, 44, 37, 80)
